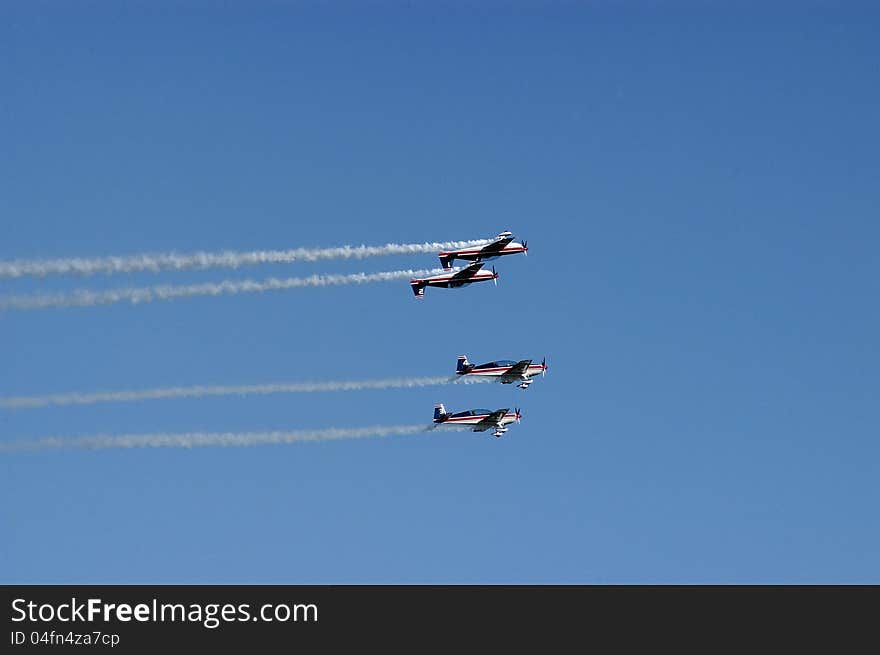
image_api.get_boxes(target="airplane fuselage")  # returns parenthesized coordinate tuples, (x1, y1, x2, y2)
(443, 243, 527, 262)
(438, 240, 527, 269)
(423, 271, 497, 288)
(458, 364, 546, 381)
(411, 264, 498, 297)
(434, 412, 519, 430)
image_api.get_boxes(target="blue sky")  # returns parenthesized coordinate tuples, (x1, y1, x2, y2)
(1, 3, 878, 583)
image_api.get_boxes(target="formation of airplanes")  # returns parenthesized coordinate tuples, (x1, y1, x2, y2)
(412, 230, 544, 439)
(410, 231, 526, 299)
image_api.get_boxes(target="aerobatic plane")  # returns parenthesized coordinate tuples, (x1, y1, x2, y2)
(410, 261, 498, 299)
(438, 231, 528, 270)
(455, 355, 548, 389)
(432, 403, 522, 438)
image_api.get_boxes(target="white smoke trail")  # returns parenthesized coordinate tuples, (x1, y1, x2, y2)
(0, 424, 468, 453)
(0, 267, 451, 311)
(0, 239, 491, 279)
(0, 376, 470, 410)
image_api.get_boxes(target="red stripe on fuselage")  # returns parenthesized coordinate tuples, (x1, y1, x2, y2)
(438, 247, 526, 257)
(439, 415, 516, 422)
(464, 366, 543, 374)
(413, 274, 496, 284)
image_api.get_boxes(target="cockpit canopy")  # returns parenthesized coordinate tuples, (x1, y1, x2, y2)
(453, 409, 492, 417)
(476, 360, 516, 369)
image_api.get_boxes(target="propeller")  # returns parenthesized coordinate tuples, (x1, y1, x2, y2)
(523, 239, 528, 256)
(542, 356, 548, 377)
(492, 265, 498, 286)
(515, 407, 522, 423)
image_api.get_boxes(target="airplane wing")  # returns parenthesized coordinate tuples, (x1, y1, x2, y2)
(452, 261, 485, 280)
(498, 359, 532, 382)
(474, 409, 508, 430)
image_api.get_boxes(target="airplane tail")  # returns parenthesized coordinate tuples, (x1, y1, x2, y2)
(433, 403, 447, 421)
(438, 253, 454, 270)
(410, 280, 425, 299)
(456, 355, 472, 373)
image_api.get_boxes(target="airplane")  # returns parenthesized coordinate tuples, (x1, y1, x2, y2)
(410, 261, 498, 299)
(438, 231, 528, 270)
(432, 403, 521, 438)
(455, 355, 548, 389)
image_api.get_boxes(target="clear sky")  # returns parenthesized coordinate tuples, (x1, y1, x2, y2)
(1, 2, 878, 583)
